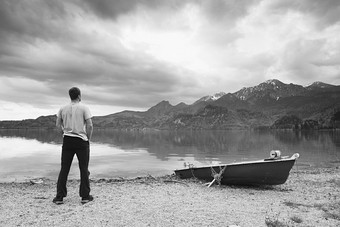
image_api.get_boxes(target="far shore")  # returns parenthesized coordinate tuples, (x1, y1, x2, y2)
(1, 167, 339, 226)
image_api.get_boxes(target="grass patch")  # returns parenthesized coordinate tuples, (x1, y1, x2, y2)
(325, 212, 340, 221)
(284, 200, 340, 221)
(321, 202, 340, 221)
(265, 213, 289, 227)
(314, 202, 340, 221)
(327, 178, 340, 187)
(283, 201, 311, 208)
(290, 215, 303, 223)
(265, 217, 288, 227)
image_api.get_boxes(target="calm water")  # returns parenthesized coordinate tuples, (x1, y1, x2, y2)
(0, 129, 339, 182)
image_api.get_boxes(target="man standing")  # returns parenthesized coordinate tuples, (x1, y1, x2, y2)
(53, 87, 94, 205)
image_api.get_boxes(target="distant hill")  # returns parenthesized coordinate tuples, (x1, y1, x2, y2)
(0, 115, 57, 129)
(1, 79, 339, 130)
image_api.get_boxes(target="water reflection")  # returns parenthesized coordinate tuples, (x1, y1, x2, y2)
(0, 129, 339, 181)
(0, 128, 63, 144)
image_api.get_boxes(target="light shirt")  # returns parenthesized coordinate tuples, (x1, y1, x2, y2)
(57, 102, 92, 141)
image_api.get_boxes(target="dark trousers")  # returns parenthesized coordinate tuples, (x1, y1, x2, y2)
(56, 136, 90, 198)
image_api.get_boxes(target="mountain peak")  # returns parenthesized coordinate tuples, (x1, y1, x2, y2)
(194, 92, 226, 104)
(146, 100, 173, 115)
(264, 79, 284, 86)
(234, 79, 304, 101)
(306, 81, 335, 89)
(211, 92, 226, 100)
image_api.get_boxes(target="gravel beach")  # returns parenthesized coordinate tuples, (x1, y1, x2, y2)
(0, 167, 339, 227)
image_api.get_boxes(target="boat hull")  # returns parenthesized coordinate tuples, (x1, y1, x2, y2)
(175, 158, 297, 186)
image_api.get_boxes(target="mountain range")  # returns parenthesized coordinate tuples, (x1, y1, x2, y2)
(1, 79, 340, 130)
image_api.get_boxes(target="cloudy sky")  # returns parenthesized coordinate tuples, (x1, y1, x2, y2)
(0, 0, 340, 120)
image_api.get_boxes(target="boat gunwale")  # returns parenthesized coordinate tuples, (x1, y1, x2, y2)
(175, 156, 298, 171)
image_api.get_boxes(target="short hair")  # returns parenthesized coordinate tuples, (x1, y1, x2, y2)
(69, 87, 81, 100)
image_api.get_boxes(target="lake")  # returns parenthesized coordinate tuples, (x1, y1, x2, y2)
(0, 129, 339, 182)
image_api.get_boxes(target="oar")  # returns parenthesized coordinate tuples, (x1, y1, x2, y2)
(207, 178, 216, 188)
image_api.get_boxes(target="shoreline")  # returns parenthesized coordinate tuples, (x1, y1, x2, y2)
(1, 167, 340, 226)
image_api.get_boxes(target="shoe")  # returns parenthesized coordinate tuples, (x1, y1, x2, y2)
(52, 196, 64, 205)
(81, 195, 94, 204)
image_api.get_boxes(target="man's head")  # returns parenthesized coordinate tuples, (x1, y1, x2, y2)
(69, 87, 81, 101)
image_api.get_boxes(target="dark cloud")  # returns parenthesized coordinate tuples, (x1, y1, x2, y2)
(0, 0, 75, 81)
(79, 0, 180, 20)
(0, 0, 194, 110)
(267, 0, 340, 29)
(0, 54, 187, 109)
(200, 0, 257, 24)
(80, 0, 257, 25)
(0, 0, 69, 42)
(0, 38, 191, 110)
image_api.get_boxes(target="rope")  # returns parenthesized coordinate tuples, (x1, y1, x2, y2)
(295, 158, 299, 178)
(209, 165, 227, 186)
(187, 163, 197, 179)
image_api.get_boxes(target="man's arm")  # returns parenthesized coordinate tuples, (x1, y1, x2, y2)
(85, 118, 93, 141)
(56, 116, 63, 130)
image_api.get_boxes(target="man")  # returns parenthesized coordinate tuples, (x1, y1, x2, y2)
(53, 87, 94, 205)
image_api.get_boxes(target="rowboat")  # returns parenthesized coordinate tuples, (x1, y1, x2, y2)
(174, 151, 299, 186)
